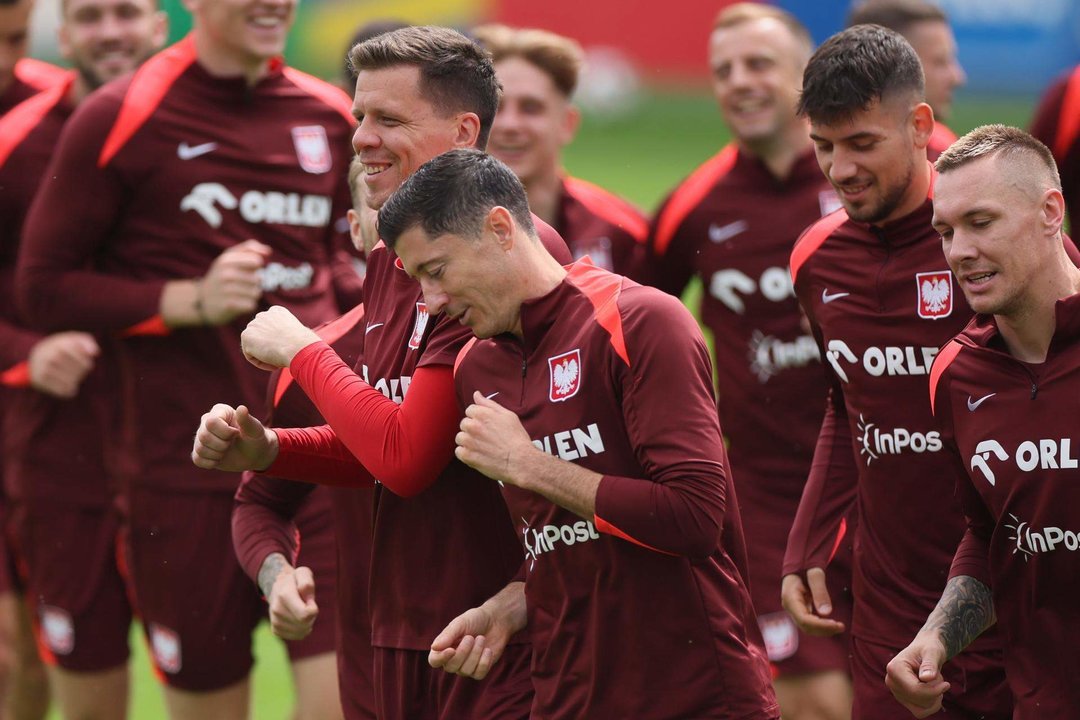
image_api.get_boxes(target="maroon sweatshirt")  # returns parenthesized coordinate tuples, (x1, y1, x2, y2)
(555, 175, 648, 279)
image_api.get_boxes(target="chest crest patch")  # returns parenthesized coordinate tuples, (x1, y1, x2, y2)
(291, 125, 331, 174)
(548, 349, 582, 402)
(916, 270, 953, 319)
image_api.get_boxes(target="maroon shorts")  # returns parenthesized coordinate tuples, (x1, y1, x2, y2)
(9, 499, 132, 672)
(126, 489, 263, 691)
(338, 635, 376, 720)
(850, 635, 1012, 720)
(282, 485, 337, 662)
(373, 644, 532, 720)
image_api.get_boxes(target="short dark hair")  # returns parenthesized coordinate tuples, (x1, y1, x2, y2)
(378, 149, 536, 249)
(847, 0, 948, 35)
(349, 26, 500, 150)
(798, 24, 924, 126)
(936, 124, 1062, 190)
(341, 19, 410, 88)
(472, 24, 584, 98)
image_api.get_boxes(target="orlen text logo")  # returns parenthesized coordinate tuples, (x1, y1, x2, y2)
(522, 518, 601, 570)
(969, 438, 1078, 487)
(533, 423, 605, 462)
(825, 340, 939, 383)
(709, 266, 793, 314)
(360, 365, 411, 404)
(181, 183, 331, 228)
(857, 414, 941, 465)
(1004, 513, 1080, 562)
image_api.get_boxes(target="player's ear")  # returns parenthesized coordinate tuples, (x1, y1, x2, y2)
(455, 113, 482, 149)
(560, 104, 581, 146)
(486, 206, 515, 251)
(152, 11, 170, 51)
(911, 102, 934, 149)
(1038, 188, 1066, 238)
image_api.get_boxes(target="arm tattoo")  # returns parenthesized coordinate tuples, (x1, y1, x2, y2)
(922, 575, 996, 659)
(258, 553, 289, 598)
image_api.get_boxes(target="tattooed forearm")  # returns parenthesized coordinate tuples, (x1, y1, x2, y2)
(258, 553, 289, 598)
(921, 575, 996, 659)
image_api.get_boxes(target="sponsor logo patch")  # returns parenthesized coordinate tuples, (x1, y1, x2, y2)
(408, 302, 429, 350)
(291, 125, 331, 174)
(916, 271, 953, 319)
(40, 605, 75, 656)
(548, 349, 581, 402)
(149, 623, 182, 674)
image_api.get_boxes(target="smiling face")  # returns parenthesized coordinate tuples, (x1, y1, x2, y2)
(709, 16, 805, 150)
(809, 94, 931, 224)
(393, 211, 520, 339)
(488, 55, 577, 188)
(185, 0, 294, 76)
(60, 0, 165, 90)
(351, 64, 479, 210)
(934, 154, 1058, 317)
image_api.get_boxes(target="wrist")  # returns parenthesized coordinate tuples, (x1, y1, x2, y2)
(193, 277, 210, 325)
(257, 552, 290, 598)
(258, 430, 281, 472)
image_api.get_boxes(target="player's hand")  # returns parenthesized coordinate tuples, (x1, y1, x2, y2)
(885, 632, 950, 717)
(240, 306, 320, 372)
(191, 403, 277, 472)
(781, 570, 845, 636)
(455, 392, 536, 487)
(200, 239, 272, 325)
(267, 564, 319, 641)
(429, 581, 526, 680)
(27, 331, 99, 399)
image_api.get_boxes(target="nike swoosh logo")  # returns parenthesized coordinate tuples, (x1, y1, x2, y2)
(967, 393, 996, 411)
(177, 142, 218, 160)
(821, 289, 850, 304)
(708, 220, 748, 244)
(364, 322, 384, 335)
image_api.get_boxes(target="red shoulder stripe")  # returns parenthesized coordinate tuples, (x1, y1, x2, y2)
(652, 144, 738, 257)
(1054, 65, 1080, 160)
(98, 36, 197, 168)
(14, 58, 68, 91)
(0, 72, 74, 168)
(282, 67, 356, 127)
(453, 337, 479, 378)
(0, 361, 31, 388)
(273, 304, 366, 406)
(565, 263, 629, 366)
(928, 339, 964, 416)
(594, 515, 676, 556)
(789, 209, 848, 283)
(563, 176, 648, 242)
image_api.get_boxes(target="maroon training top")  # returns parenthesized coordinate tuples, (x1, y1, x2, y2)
(1030, 65, 1080, 227)
(454, 262, 778, 720)
(555, 175, 648, 280)
(931, 293, 1080, 720)
(16, 37, 355, 494)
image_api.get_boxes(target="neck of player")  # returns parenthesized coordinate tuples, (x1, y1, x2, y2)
(510, 238, 568, 339)
(998, 257, 1080, 363)
(743, 120, 814, 180)
(193, 31, 272, 86)
(523, 168, 563, 227)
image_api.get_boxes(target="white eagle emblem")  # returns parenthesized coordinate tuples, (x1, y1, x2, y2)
(916, 271, 953, 319)
(291, 125, 332, 174)
(408, 302, 428, 349)
(548, 349, 582, 402)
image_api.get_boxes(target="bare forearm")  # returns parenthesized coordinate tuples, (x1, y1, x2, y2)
(510, 448, 600, 520)
(481, 581, 528, 636)
(258, 552, 291, 598)
(921, 575, 995, 659)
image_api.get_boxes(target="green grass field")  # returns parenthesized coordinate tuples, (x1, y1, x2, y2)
(41, 88, 1038, 720)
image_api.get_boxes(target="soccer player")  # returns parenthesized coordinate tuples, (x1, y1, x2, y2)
(884, 125, 1080, 719)
(472, 23, 648, 277)
(648, 6, 851, 716)
(0, 0, 66, 115)
(779, 25, 1014, 719)
(371, 148, 779, 719)
(1030, 63, 1079, 226)
(194, 26, 570, 720)
(847, 0, 966, 157)
(14, 0, 356, 716)
(0, 1, 164, 718)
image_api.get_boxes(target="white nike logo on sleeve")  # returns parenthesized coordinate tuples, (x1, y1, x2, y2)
(821, 289, 850, 304)
(967, 393, 996, 411)
(177, 142, 218, 160)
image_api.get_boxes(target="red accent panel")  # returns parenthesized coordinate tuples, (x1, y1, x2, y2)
(273, 303, 366, 406)
(594, 514, 676, 556)
(1054, 65, 1080, 160)
(282, 67, 356, 126)
(827, 517, 847, 564)
(563, 176, 648, 242)
(453, 336, 478, 378)
(121, 315, 171, 338)
(789, 210, 848, 284)
(98, 36, 197, 168)
(0, 72, 74, 168)
(0, 361, 31, 388)
(566, 263, 629, 366)
(652, 145, 738, 257)
(929, 122, 958, 151)
(14, 58, 68, 91)
(928, 340, 963, 416)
